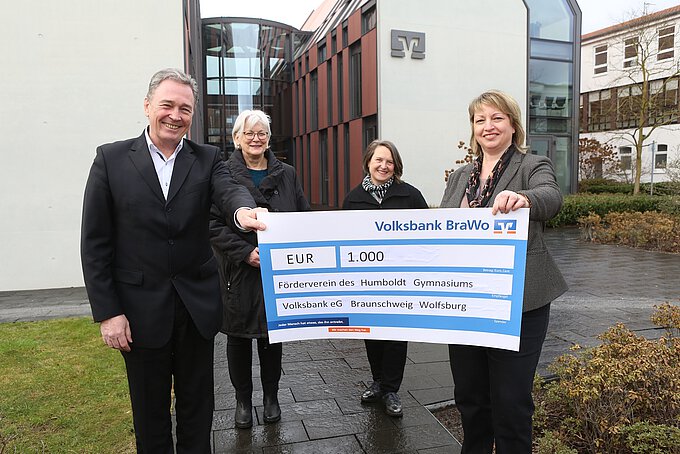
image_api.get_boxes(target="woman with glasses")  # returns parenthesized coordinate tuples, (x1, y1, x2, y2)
(440, 90, 567, 453)
(342, 140, 428, 417)
(209, 109, 310, 429)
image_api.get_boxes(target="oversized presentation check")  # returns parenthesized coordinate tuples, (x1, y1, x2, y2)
(256, 208, 529, 351)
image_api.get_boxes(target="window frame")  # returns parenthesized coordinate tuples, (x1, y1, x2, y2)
(619, 146, 632, 171)
(594, 44, 608, 74)
(623, 36, 639, 68)
(658, 25, 675, 60)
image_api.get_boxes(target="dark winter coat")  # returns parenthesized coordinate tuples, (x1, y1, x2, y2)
(209, 148, 310, 337)
(342, 180, 428, 211)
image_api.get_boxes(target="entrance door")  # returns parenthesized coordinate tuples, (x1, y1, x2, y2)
(528, 135, 571, 193)
(529, 135, 554, 159)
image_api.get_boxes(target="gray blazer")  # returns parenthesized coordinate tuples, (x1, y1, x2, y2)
(440, 151, 568, 312)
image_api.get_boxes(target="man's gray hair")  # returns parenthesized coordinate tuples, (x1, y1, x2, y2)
(146, 68, 199, 105)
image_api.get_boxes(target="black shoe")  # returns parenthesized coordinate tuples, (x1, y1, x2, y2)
(263, 394, 281, 423)
(361, 381, 383, 403)
(234, 400, 253, 429)
(382, 392, 403, 417)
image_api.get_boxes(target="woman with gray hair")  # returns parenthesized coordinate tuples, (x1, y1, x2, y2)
(440, 90, 567, 453)
(210, 109, 310, 429)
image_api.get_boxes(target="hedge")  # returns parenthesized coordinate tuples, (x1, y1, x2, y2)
(547, 194, 677, 227)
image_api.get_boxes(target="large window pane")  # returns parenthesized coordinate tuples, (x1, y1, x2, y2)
(526, 0, 573, 42)
(529, 59, 573, 133)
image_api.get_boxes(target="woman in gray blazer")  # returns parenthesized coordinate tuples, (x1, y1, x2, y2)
(440, 90, 567, 454)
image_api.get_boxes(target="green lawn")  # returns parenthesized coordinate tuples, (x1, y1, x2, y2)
(0, 317, 135, 453)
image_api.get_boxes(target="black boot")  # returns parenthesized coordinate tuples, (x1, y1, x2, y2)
(263, 393, 281, 423)
(234, 400, 253, 429)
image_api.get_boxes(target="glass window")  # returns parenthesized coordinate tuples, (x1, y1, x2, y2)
(594, 45, 608, 74)
(349, 43, 362, 119)
(554, 137, 571, 193)
(327, 60, 333, 125)
(658, 26, 675, 60)
(624, 37, 639, 68)
(318, 43, 327, 62)
(616, 85, 642, 129)
(650, 78, 678, 123)
(362, 6, 377, 34)
(320, 130, 328, 205)
(310, 70, 318, 130)
(301, 77, 307, 133)
(342, 22, 348, 47)
(529, 59, 572, 133)
(363, 115, 377, 150)
(344, 124, 350, 195)
(619, 146, 632, 170)
(525, 0, 573, 42)
(531, 40, 572, 61)
(337, 52, 344, 122)
(333, 127, 339, 207)
(655, 144, 668, 169)
(588, 89, 612, 132)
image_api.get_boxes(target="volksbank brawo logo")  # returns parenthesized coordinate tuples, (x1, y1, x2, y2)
(493, 219, 517, 234)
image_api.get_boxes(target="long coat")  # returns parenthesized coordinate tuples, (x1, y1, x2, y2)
(209, 148, 310, 337)
(342, 180, 428, 210)
(440, 151, 568, 312)
(81, 132, 255, 348)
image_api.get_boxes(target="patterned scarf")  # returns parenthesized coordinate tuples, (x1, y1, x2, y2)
(465, 145, 516, 208)
(362, 174, 393, 201)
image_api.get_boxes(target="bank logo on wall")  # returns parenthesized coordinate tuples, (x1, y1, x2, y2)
(391, 30, 425, 59)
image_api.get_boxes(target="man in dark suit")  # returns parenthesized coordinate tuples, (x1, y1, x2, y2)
(81, 68, 265, 453)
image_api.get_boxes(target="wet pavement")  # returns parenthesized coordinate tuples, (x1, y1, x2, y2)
(1, 227, 678, 452)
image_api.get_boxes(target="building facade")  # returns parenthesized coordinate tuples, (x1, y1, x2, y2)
(1, 0, 200, 291)
(201, 18, 311, 163)
(580, 6, 680, 183)
(287, 0, 581, 207)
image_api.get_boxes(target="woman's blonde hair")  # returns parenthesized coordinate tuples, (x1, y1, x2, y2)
(468, 90, 527, 156)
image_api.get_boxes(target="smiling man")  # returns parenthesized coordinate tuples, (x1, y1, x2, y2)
(81, 68, 265, 452)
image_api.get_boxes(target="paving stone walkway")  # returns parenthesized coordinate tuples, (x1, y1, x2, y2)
(1, 227, 678, 452)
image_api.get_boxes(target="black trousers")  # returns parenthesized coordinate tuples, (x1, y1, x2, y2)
(449, 303, 551, 454)
(121, 296, 214, 454)
(364, 339, 408, 393)
(226, 335, 282, 402)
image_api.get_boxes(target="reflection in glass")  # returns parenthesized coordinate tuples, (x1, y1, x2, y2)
(554, 137, 571, 193)
(525, 0, 573, 41)
(529, 59, 572, 134)
(202, 19, 299, 164)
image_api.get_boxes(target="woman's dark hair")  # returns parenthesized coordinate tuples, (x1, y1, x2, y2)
(362, 140, 404, 183)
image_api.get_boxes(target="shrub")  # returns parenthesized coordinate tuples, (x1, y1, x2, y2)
(548, 194, 665, 227)
(533, 304, 680, 453)
(620, 422, 680, 454)
(535, 430, 578, 454)
(579, 178, 633, 194)
(656, 196, 680, 216)
(640, 181, 680, 196)
(577, 211, 680, 252)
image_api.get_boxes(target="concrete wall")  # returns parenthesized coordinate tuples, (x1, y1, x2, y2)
(1, 1, 185, 290)
(377, 0, 528, 204)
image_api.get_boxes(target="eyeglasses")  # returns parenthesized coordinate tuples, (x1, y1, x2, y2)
(242, 131, 269, 140)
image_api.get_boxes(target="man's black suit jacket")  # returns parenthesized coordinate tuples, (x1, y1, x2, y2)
(81, 132, 255, 348)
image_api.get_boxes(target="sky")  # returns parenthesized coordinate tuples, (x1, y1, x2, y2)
(199, 0, 680, 33)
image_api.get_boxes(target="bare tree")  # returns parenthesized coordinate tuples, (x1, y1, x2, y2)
(602, 13, 680, 193)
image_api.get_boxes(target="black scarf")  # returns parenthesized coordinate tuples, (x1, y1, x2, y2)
(465, 145, 515, 208)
